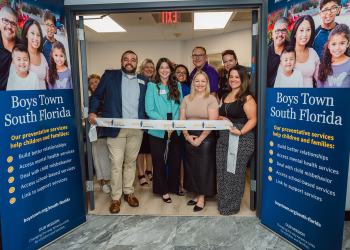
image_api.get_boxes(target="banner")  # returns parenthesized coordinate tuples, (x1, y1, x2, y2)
(0, 1, 85, 249)
(262, 1, 350, 250)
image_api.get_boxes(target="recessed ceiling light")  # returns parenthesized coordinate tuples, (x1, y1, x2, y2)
(78, 15, 126, 33)
(194, 12, 233, 30)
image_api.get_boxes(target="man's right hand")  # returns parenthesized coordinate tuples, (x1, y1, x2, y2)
(88, 113, 97, 124)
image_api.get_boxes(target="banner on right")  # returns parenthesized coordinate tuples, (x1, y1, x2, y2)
(261, 0, 350, 249)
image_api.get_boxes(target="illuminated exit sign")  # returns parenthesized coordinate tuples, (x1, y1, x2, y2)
(162, 11, 178, 24)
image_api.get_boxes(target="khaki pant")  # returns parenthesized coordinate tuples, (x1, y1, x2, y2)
(107, 128, 143, 200)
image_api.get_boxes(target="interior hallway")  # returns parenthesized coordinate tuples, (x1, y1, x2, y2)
(44, 215, 350, 249)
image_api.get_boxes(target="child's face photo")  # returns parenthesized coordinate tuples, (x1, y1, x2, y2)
(45, 19, 56, 38)
(27, 24, 41, 49)
(12, 51, 30, 74)
(328, 33, 349, 59)
(320, 2, 340, 26)
(52, 48, 65, 67)
(280, 52, 296, 73)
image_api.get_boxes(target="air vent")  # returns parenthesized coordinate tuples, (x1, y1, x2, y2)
(151, 12, 192, 23)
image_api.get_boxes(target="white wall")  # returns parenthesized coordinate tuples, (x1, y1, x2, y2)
(86, 29, 251, 76)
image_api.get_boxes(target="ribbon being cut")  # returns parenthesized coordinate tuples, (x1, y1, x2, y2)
(88, 118, 239, 173)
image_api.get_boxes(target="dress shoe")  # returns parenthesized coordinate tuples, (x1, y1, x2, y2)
(124, 193, 139, 207)
(109, 200, 121, 214)
(193, 204, 204, 212)
(187, 200, 197, 206)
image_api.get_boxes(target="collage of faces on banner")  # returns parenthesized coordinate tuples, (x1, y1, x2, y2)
(0, 1, 71, 91)
(267, 0, 350, 88)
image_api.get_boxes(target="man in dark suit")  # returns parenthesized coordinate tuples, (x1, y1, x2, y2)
(89, 50, 147, 214)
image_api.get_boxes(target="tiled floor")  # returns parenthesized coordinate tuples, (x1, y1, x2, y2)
(43, 215, 350, 250)
(89, 169, 254, 216)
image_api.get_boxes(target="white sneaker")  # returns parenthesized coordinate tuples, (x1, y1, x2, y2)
(102, 184, 111, 194)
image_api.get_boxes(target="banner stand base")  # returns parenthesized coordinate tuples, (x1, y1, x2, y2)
(38, 220, 88, 250)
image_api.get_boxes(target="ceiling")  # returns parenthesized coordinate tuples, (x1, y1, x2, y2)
(80, 9, 253, 42)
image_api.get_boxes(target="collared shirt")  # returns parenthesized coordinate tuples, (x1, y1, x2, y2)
(189, 62, 219, 93)
(0, 32, 14, 91)
(121, 71, 140, 119)
(313, 24, 337, 60)
(42, 37, 56, 66)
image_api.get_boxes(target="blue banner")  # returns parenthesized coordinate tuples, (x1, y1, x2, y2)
(0, 90, 86, 250)
(0, 1, 86, 249)
(261, 89, 350, 250)
(263, 0, 350, 249)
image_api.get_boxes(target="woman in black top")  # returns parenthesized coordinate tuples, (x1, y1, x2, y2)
(216, 65, 257, 215)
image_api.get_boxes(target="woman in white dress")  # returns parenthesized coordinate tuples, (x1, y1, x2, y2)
(21, 18, 48, 89)
(290, 15, 320, 88)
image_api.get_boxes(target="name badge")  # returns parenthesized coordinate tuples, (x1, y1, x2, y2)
(159, 89, 167, 95)
(138, 79, 145, 85)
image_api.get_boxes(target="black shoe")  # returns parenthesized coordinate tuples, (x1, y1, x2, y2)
(178, 190, 185, 196)
(193, 205, 204, 212)
(187, 200, 197, 206)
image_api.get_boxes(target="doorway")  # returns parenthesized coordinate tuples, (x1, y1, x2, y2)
(65, 0, 267, 217)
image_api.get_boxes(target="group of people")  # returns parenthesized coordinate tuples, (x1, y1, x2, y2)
(0, 6, 72, 91)
(88, 46, 257, 215)
(268, 0, 350, 88)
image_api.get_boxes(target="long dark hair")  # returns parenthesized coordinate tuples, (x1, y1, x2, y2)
(155, 58, 180, 103)
(228, 65, 252, 103)
(290, 15, 315, 48)
(318, 24, 350, 83)
(48, 41, 68, 86)
(21, 18, 44, 52)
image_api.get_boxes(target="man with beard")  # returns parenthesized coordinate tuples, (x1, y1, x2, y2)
(89, 50, 147, 214)
(267, 17, 289, 87)
(0, 6, 18, 91)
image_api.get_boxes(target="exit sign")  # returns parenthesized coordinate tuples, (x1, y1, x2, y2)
(162, 11, 178, 24)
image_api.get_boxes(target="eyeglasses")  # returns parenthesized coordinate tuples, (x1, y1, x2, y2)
(192, 54, 205, 59)
(45, 23, 56, 29)
(320, 5, 339, 14)
(175, 71, 186, 75)
(1, 18, 17, 28)
(274, 28, 288, 34)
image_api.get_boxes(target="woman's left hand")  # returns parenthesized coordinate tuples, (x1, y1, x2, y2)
(229, 126, 241, 136)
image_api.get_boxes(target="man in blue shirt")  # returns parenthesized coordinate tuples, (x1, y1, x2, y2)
(89, 50, 147, 214)
(189, 46, 219, 95)
(313, 0, 341, 59)
(42, 10, 57, 66)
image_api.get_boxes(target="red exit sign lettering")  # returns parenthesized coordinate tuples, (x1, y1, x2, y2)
(162, 11, 178, 24)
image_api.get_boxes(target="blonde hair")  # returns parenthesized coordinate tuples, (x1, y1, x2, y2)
(189, 70, 210, 101)
(88, 74, 101, 92)
(138, 58, 155, 79)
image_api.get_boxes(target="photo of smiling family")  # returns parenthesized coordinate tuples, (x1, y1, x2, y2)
(0, 1, 71, 91)
(267, 0, 350, 88)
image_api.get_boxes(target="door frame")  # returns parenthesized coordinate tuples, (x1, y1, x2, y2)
(64, 0, 268, 218)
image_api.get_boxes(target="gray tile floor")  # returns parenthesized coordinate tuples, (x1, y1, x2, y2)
(44, 215, 350, 250)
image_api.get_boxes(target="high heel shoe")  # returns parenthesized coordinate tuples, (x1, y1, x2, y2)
(162, 194, 172, 203)
(193, 202, 205, 212)
(145, 170, 153, 181)
(187, 200, 197, 206)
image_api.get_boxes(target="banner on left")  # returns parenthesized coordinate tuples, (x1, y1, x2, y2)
(0, 1, 86, 249)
